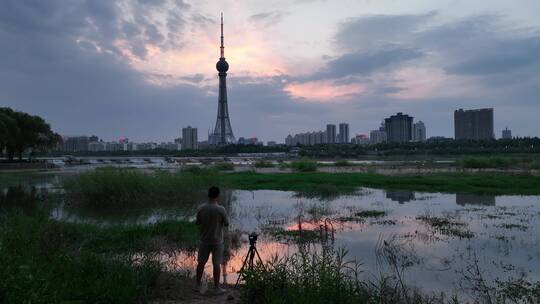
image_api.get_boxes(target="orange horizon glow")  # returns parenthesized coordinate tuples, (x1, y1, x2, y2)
(113, 23, 290, 87)
(284, 80, 364, 102)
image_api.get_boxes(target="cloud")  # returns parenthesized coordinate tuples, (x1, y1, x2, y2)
(249, 11, 288, 26)
(444, 36, 540, 75)
(284, 80, 364, 101)
(335, 11, 436, 51)
(318, 46, 423, 79)
(1, 1, 540, 142)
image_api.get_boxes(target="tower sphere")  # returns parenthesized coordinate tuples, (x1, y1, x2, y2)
(216, 58, 229, 72)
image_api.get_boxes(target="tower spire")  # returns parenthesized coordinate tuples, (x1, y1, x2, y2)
(220, 12, 224, 58)
(212, 12, 235, 146)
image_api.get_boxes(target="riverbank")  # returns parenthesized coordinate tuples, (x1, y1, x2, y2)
(3, 168, 540, 196)
(3, 168, 540, 303)
(0, 210, 200, 303)
(225, 171, 540, 196)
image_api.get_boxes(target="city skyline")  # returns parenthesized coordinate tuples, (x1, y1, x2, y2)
(1, 1, 540, 142)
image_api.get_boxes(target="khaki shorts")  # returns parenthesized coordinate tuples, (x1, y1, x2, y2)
(197, 243, 224, 265)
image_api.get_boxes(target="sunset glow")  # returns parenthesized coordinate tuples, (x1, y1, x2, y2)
(284, 80, 364, 101)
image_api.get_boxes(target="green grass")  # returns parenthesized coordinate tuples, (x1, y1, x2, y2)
(530, 160, 540, 170)
(289, 158, 318, 172)
(0, 171, 46, 187)
(263, 226, 323, 243)
(57, 219, 199, 253)
(355, 210, 386, 218)
(0, 212, 198, 303)
(334, 160, 354, 167)
(254, 160, 275, 168)
(460, 157, 515, 168)
(223, 171, 540, 195)
(240, 248, 443, 304)
(63, 166, 222, 210)
(212, 161, 235, 171)
(459, 156, 540, 169)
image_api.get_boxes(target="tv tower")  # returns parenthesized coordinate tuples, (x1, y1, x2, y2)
(211, 13, 235, 145)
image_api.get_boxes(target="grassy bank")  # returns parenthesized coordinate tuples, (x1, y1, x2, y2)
(224, 172, 540, 195)
(460, 156, 540, 169)
(63, 167, 222, 210)
(62, 168, 540, 200)
(0, 212, 198, 303)
(0, 171, 46, 187)
(241, 247, 539, 304)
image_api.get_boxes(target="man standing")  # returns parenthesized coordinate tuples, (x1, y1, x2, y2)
(195, 186, 229, 294)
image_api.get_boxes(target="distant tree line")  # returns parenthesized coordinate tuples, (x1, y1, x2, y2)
(40, 144, 289, 157)
(299, 138, 540, 158)
(37, 138, 540, 158)
(0, 107, 60, 161)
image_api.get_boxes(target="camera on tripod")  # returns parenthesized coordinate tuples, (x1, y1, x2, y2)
(235, 232, 263, 287)
(248, 232, 258, 246)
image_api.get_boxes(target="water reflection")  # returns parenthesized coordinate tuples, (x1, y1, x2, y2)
(385, 190, 415, 204)
(0, 185, 46, 215)
(456, 193, 496, 206)
(193, 189, 540, 296)
(5, 174, 540, 298)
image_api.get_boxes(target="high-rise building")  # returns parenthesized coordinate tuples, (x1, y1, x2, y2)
(352, 134, 369, 145)
(502, 127, 512, 139)
(285, 135, 294, 146)
(105, 141, 123, 151)
(285, 130, 326, 146)
(246, 137, 260, 145)
(326, 124, 336, 144)
(413, 121, 426, 142)
(88, 141, 106, 152)
(338, 123, 349, 144)
(182, 126, 198, 150)
(384, 113, 413, 143)
(62, 136, 90, 152)
(454, 108, 494, 140)
(370, 122, 387, 144)
(210, 14, 235, 146)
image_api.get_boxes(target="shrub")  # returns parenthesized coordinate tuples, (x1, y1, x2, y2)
(254, 160, 275, 168)
(63, 167, 220, 210)
(212, 162, 235, 171)
(0, 213, 164, 303)
(529, 161, 540, 170)
(290, 158, 317, 172)
(461, 157, 514, 169)
(334, 160, 353, 167)
(241, 249, 366, 304)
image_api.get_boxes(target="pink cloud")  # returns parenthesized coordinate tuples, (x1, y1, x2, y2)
(284, 80, 364, 102)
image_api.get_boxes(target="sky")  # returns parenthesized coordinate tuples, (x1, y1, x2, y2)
(1, 0, 539, 143)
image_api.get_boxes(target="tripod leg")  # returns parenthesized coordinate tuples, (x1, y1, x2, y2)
(248, 247, 255, 269)
(235, 247, 252, 287)
(253, 247, 265, 268)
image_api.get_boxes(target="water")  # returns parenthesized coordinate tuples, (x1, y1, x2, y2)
(5, 173, 540, 297)
(191, 189, 540, 296)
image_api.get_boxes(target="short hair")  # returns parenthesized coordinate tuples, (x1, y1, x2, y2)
(208, 186, 220, 199)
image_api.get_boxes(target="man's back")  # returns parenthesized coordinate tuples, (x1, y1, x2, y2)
(196, 203, 229, 245)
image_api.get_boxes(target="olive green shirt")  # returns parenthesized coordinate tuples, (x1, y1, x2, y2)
(196, 203, 229, 245)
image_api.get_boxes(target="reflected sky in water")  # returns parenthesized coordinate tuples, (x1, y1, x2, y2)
(8, 173, 540, 297)
(182, 189, 540, 296)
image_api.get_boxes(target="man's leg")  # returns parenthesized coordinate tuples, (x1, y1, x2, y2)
(196, 243, 210, 288)
(211, 243, 224, 289)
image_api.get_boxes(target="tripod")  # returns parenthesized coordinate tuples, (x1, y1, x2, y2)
(235, 233, 264, 287)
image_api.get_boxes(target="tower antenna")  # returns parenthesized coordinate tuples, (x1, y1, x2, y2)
(220, 12, 225, 58)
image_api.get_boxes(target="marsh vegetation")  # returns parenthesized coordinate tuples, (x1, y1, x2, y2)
(2, 167, 540, 303)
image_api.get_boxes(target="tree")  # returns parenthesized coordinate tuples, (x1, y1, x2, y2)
(0, 108, 59, 161)
(0, 110, 19, 160)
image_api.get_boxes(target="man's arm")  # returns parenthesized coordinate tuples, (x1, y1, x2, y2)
(221, 208, 229, 227)
(196, 208, 201, 226)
